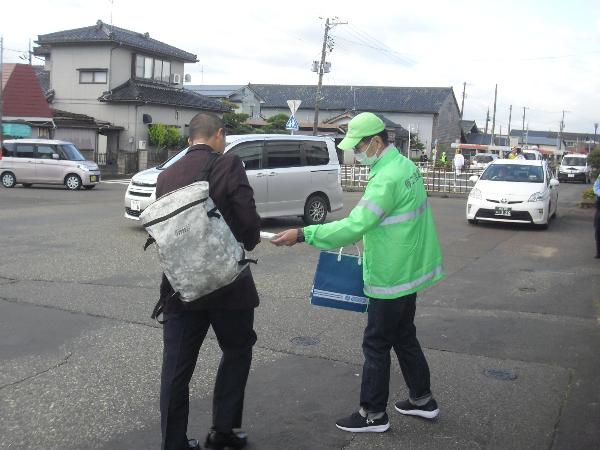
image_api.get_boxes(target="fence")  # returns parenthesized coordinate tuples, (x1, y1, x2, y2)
(340, 163, 484, 194)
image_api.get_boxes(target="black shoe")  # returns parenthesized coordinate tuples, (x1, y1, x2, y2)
(204, 429, 248, 449)
(335, 411, 390, 433)
(188, 438, 202, 450)
(394, 398, 439, 419)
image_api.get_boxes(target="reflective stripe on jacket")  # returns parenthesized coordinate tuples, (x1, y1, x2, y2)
(303, 146, 444, 299)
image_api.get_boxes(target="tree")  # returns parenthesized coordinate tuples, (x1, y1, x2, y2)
(410, 134, 425, 151)
(261, 113, 290, 134)
(588, 146, 600, 178)
(223, 112, 255, 134)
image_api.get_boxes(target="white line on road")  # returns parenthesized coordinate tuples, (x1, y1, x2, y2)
(101, 179, 131, 185)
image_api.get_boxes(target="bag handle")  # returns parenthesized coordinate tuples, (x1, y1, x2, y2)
(337, 245, 362, 266)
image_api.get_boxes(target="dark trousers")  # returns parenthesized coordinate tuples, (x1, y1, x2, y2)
(160, 308, 257, 450)
(595, 207, 600, 256)
(360, 294, 432, 412)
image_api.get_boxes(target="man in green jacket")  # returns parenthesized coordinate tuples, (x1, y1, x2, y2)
(272, 112, 444, 433)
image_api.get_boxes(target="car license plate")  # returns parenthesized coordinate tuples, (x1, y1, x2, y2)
(494, 207, 512, 216)
(568, 174, 574, 178)
(131, 200, 141, 211)
(90, 175, 98, 182)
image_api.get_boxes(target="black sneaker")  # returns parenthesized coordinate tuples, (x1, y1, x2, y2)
(335, 411, 390, 433)
(204, 429, 247, 449)
(394, 399, 439, 419)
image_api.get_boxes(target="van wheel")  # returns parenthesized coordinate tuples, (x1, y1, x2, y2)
(303, 194, 328, 225)
(65, 174, 82, 190)
(468, 219, 478, 225)
(83, 185, 96, 190)
(1, 172, 16, 188)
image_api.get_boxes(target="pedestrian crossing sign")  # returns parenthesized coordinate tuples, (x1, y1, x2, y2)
(286, 115, 299, 131)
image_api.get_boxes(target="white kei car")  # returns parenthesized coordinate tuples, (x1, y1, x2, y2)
(466, 159, 559, 229)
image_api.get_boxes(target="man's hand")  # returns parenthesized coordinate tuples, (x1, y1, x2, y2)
(271, 229, 299, 246)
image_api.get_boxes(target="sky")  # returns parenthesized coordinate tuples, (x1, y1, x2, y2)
(2, 0, 599, 135)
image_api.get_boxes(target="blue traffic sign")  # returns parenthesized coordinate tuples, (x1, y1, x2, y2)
(286, 115, 299, 130)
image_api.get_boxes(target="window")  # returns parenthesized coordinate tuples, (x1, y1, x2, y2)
(153, 59, 162, 81)
(135, 55, 144, 78)
(79, 70, 107, 84)
(60, 144, 86, 161)
(35, 145, 56, 159)
(15, 144, 35, 158)
(265, 141, 302, 168)
(134, 54, 172, 83)
(304, 141, 329, 166)
(228, 141, 263, 170)
(2, 143, 15, 157)
(162, 61, 171, 82)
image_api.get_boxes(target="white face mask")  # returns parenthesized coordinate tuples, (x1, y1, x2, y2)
(354, 139, 379, 166)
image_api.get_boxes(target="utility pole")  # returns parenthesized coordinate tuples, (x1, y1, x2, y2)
(460, 82, 466, 119)
(557, 110, 567, 156)
(521, 106, 528, 144)
(507, 105, 513, 144)
(594, 122, 598, 145)
(312, 17, 346, 135)
(484, 108, 490, 135)
(490, 84, 498, 145)
(28, 39, 32, 65)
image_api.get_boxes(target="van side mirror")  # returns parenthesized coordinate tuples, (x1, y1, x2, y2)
(469, 175, 479, 183)
(52, 153, 60, 160)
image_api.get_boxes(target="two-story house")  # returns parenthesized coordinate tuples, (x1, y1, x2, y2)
(34, 20, 229, 173)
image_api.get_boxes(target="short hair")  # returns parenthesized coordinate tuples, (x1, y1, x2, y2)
(188, 112, 223, 141)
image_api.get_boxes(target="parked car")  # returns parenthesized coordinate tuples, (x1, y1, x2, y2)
(469, 153, 498, 170)
(522, 149, 544, 160)
(1, 139, 101, 190)
(558, 154, 591, 184)
(124, 134, 344, 225)
(466, 159, 559, 229)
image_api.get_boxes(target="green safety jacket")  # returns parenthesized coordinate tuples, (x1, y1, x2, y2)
(304, 146, 444, 299)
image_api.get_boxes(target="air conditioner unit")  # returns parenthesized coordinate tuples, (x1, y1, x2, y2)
(172, 73, 181, 84)
(138, 140, 147, 150)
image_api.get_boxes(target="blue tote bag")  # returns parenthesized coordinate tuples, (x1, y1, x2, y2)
(310, 247, 369, 313)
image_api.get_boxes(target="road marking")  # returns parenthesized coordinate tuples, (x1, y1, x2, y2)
(101, 179, 131, 185)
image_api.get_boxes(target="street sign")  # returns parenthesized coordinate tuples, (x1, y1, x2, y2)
(286, 115, 299, 131)
(287, 99, 302, 115)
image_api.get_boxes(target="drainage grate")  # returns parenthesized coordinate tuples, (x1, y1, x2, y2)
(484, 368, 517, 381)
(290, 336, 320, 346)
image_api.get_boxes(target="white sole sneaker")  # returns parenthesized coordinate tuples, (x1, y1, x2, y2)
(335, 422, 390, 433)
(394, 405, 439, 419)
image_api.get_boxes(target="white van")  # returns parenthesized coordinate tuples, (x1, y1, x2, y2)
(558, 154, 592, 184)
(124, 134, 344, 225)
(1, 139, 101, 189)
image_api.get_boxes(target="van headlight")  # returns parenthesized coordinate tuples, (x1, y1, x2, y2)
(77, 164, 90, 172)
(528, 191, 545, 202)
(469, 188, 482, 200)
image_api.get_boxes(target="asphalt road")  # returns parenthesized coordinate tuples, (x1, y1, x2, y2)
(1, 180, 598, 450)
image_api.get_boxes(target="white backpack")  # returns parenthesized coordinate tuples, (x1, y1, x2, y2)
(141, 156, 252, 315)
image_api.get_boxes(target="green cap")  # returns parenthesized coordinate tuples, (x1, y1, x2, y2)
(338, 112, 386, 150)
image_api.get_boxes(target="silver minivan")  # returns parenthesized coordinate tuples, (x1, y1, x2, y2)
(124, 134, 344, 224)
(1, 139, 101, 190)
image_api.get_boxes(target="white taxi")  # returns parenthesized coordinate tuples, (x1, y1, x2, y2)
(466, 159, 559, 229)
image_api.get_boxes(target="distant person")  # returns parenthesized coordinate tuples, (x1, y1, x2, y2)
(594, 173, 600, 259)
(508, 147, 518, 160)
(453, 150, 464, 175)
(420, 153, 429, 163)
(439, 151, 447, 164)
(271, 112, 444, 433)
(155, 112, 261, 450)
(515, 148, 525, 160)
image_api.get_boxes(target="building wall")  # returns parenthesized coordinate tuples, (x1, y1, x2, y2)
(53, 127, 98, 152)
(433, 95, 461, 147)
(49, 45, 112, 102)
(260, 106, 436, 153)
